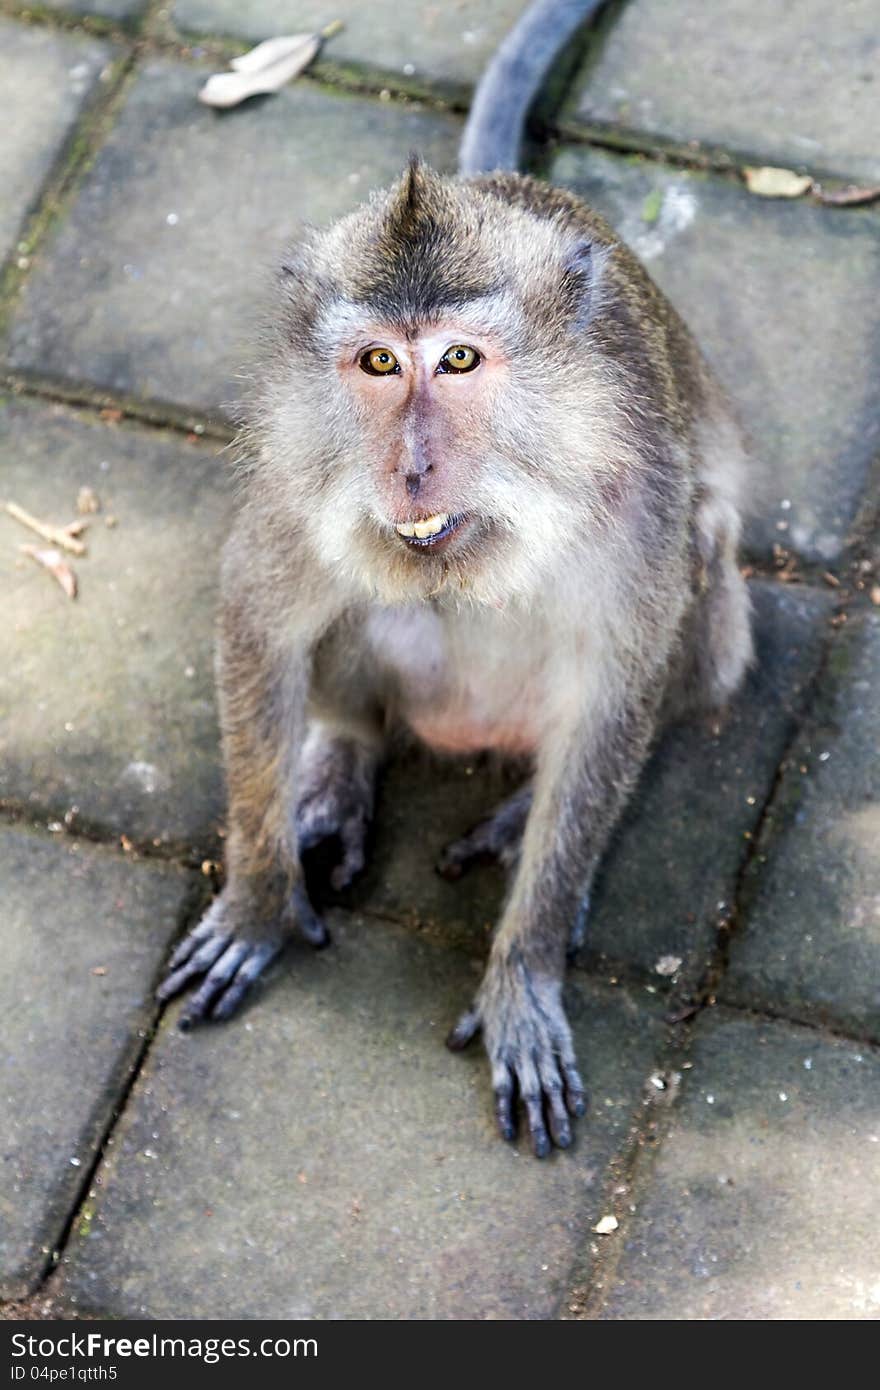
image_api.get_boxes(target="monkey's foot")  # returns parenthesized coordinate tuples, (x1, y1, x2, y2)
(295, 735, 375, 891)
(157, 885, 328, 1027)
(436, 784, 532, 881)
(447, 959, 587, 1158)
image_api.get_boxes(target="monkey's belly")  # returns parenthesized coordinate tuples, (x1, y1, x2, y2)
(404, 705, 538, 757)
(366, 605, 545, 757)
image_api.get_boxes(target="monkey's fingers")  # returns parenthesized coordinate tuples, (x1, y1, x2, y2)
(562, 1063, 588, 1119)
(554, 1030, 588, 1118)
(177, 939, 250, 1024)
(157, 929, 231, 1003)
(492, 1064, 517, 1143)
(445, 1003, 482, 1051)
(208, 942, 280, 1022)
(165, 907, 225, 971)
(538, 1055, 576, 1149)
(178, 939, 281, 1029)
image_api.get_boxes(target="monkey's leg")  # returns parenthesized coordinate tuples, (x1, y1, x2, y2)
(436, 783, 532, 880)
(158, 587, 328, 1027)
(448, 690, 660, 1157)
(295, 724, 378, 891)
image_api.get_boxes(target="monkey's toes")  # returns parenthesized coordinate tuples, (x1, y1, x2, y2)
(436, 827, 496, 881)
(436, 793, 530, 881)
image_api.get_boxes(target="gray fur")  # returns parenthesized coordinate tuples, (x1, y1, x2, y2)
(159, 164, 752, 1157)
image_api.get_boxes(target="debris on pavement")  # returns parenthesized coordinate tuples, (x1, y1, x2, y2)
(76, 486, 101, 515)
(19, 544, 78, 599)
(812, 183, 880, 207)
(743, 166, 812, 198)
(199, 21, 344, 109)
(6, 499, 88, 555)
(592, 1215, 619, 1235)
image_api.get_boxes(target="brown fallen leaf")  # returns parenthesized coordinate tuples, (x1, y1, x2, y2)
(6, 500, 88, 555)
(20, 544, 77, 599)
(813, 182, 880, 207)
(870, 585, 880, 606)
(743, 166, 812, 199)
(199, 21, 343, 109)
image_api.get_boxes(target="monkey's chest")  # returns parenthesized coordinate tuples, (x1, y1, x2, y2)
(367, 605, 546, 757)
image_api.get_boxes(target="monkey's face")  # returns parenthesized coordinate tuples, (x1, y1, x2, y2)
(292, 300, 592, 608)
(336, 316, 512, 553)
(257, 164, 618, 608)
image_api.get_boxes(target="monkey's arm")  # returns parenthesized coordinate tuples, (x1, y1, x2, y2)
(449, 681, 662, 1156)
(157, 553, 329, 1027)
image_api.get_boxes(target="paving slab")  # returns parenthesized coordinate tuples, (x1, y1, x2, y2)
(551, 146, 880, 564)
(0, 19, 114, 269)
(599, 1009, 880, 1319)
(0, 823, 195, 1299)
(169, 0, 531, 94)
(4, 63, 461, 421)
(568, 0, 880, 184)
(57, 912, 666, 1319)
(723, 609, 880, 1041)
(346, 583, 832, 987)
(0, 397, 229, 851)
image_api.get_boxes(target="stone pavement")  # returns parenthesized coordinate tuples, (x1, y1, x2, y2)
(0, 0, 877, 1321)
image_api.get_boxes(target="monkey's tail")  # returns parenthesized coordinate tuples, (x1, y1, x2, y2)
(458, 0, 610, 176)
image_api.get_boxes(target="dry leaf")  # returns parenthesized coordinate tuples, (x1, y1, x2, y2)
(229, 35, 317, 75)
(870, 585, 880, 606)
(743, 166, 812, 199)
(6, 500, 88, 555)
(592, 1215, 619, 1235)
(813, 183, 880, 207)
(20, 544, 77, 599)
(199, 21, 343, 109)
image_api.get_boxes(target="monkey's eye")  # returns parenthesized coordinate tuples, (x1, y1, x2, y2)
(360, 347, 400, 376)
(437, 344, 480, 374)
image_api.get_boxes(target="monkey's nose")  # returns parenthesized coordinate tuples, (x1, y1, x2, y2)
(405, 465, 432, 498)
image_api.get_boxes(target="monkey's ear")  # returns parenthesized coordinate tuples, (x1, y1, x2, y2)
(563, 240, 612, 329)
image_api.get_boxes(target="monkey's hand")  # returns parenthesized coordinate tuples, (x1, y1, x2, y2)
(447, 952, 587, 1158)
(157, 882, 328, 1028)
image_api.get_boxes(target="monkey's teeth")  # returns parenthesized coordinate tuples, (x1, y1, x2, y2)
(396, 512, 450, 540)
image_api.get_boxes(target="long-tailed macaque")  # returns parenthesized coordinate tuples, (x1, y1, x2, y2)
(158, 0, 752, 1158)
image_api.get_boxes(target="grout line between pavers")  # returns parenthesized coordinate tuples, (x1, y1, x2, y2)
(0, 41, 140, 333)
(0, 799, 220, 875)
(2, 370, 234, 444)
(561, 579, 848, 1316)
(562, 1022, 693, 1319)
(19, 875, 208, 1304)
(4, 0, 878, 193)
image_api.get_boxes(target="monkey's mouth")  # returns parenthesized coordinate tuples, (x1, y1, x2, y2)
(394, 511, 466, 551)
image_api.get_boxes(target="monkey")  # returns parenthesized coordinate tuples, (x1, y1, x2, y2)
(157, 0, 752, 1159)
